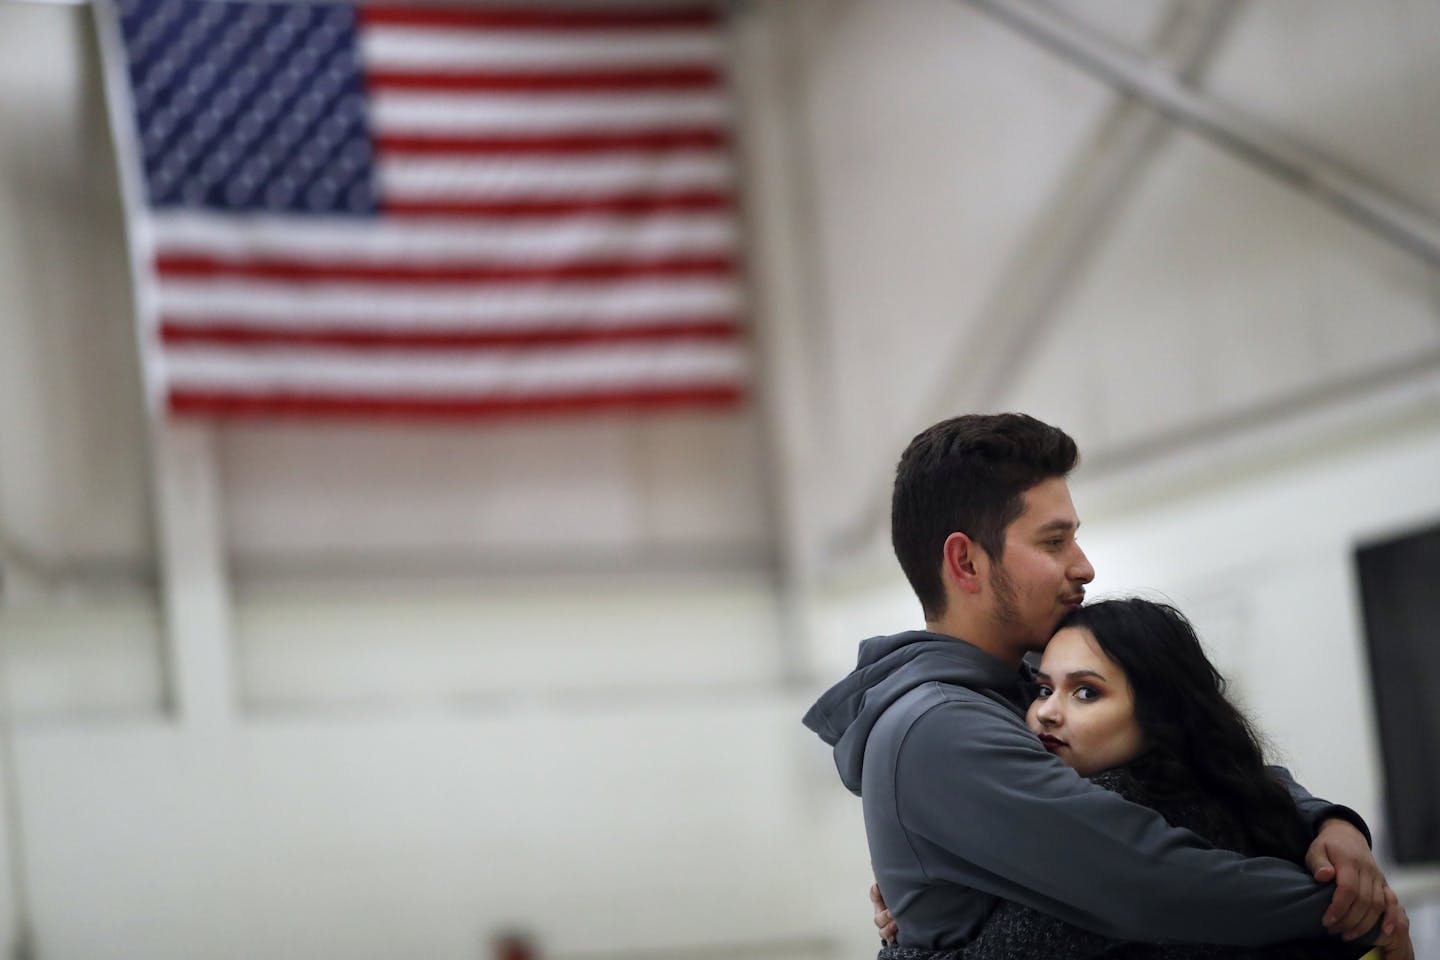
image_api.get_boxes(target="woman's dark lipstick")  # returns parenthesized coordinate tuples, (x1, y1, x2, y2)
(1037, 733, 1066, 752)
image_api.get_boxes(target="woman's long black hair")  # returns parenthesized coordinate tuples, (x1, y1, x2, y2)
(1058, 598, 1313, 865)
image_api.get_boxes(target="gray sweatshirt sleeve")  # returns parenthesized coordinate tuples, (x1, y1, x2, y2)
(894, 698, 1333, 947)
(1268, 765, 1373, 845)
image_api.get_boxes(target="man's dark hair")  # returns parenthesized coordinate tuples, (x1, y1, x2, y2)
(891, 413, 1078, 619)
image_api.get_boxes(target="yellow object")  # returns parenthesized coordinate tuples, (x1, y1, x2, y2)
(1355, 950, 1382, 960)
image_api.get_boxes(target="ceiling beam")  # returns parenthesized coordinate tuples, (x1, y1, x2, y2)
(828, 0, 1241, 565)
(963, 0, 1440, 271)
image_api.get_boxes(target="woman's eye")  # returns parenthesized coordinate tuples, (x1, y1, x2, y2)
(1074, 686, 1100, 702)
(1035, 685, 1053, 699)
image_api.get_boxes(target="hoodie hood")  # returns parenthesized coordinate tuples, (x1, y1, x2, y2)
(802, 630, 1027, 795)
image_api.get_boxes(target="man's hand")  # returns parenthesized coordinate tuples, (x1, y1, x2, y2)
(1374, 887, 1413, 960)
(870, 882, 897, 945)
(1306, 818, 1387, 940)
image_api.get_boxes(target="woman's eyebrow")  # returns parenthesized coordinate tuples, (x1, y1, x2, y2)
(1033, 668, 1106, 683)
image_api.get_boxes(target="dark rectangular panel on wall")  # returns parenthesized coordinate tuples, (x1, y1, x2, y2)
(1355, 522, 1440, 864)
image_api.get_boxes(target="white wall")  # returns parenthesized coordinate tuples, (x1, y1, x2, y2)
(15, 700, 829, 960)
(0, 6, 803, 959)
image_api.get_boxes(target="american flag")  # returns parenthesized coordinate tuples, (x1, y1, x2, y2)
(104, 0, 748, 419)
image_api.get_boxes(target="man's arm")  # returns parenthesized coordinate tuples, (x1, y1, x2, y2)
(1270, 765, 1388, 940)
(1271, 765, 1372, 842)
(888, 698, 1334, 947)
(871, 882, 1410, 956)
(1375, 888, 1415, 960)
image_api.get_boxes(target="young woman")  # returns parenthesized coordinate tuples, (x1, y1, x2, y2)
(876, 598, 1405, 960)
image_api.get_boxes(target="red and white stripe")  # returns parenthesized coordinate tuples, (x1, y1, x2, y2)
(149, 2, 746, 419)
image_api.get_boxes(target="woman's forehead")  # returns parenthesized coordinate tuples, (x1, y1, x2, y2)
(1039, 627, 1121, 678)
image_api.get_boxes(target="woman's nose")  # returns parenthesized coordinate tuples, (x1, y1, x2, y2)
(1037, 702, 1061, 726)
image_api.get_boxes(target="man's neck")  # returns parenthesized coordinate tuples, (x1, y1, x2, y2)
(924, 614, 1024, 667)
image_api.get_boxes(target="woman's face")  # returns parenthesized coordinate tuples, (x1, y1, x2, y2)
(1026, 626, 1146, 777)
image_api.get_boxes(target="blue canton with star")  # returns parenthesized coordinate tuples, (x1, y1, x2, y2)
(117, 0, 378, 214)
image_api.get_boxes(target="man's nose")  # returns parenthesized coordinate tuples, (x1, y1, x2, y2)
(1070, 546, 1095, 584)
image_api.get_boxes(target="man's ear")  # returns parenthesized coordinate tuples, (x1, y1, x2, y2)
(942, 532, 984, 595)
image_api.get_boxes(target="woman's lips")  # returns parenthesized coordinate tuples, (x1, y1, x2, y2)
(1038, 734, 1066, 752)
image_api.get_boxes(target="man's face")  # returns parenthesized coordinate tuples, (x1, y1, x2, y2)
(986, 477, 1094, 652)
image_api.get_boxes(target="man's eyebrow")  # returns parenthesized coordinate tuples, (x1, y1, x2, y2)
(1035, 519, 1079, 534)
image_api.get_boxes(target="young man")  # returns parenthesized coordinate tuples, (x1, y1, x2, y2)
(803, 413, 1406, 954)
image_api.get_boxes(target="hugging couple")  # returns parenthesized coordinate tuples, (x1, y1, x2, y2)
(804, 413, 1413, 960)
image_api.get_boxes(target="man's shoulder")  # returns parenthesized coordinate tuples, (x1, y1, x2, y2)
(870, 679, 1024, 744)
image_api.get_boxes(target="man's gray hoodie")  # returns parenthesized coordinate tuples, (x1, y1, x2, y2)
(803, 630, 1349, 950)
